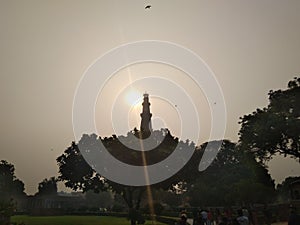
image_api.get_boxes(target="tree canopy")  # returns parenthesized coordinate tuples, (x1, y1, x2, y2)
(276, 176, 300, 202)
(0, 160, 26, 200)
(186, 140, 275, 206)
(239, 77, 300, 161)
(57, 129, 198, 225)
(0, 160, 26, 225)
(36, 177, 58, 196)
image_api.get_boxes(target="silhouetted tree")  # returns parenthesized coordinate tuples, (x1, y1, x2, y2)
(57, 129, 197, 225)
(36, 177, 58, 196)
(239, 77, 300, 161)
(0, 160, 26, 225)
(276, 176, 300, 202)
(186, 140, 275, 206)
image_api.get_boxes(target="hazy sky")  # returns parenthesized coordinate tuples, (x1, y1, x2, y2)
(1, 0, 300, 195)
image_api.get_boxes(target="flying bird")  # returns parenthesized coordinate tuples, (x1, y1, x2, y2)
(145, 5, 151, 10)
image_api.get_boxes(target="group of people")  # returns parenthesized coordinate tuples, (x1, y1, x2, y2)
(176, 208, 250, 225)
(176, 205, 300, 225)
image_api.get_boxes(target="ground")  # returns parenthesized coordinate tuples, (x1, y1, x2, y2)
(11, 215, 166, 225)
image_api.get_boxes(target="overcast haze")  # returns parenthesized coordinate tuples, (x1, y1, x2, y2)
(1, 0, 300, 195)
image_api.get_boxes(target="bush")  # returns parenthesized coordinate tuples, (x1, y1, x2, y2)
(111, 204, 125, 212)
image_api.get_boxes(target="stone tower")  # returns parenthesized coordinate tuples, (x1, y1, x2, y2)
(140, 93, 152, 136)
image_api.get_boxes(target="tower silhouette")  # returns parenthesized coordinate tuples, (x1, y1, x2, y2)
(140, 93, 152, 137)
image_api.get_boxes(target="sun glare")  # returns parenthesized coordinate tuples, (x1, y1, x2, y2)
(125, 89, 142, 107)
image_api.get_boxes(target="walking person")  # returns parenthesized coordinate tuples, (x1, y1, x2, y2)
(236, 209, 249, 225)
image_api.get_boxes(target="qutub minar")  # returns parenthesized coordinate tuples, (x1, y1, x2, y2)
(140, 93, 152, 137)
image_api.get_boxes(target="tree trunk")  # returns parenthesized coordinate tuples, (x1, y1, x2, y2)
(122, 187, 145, 225)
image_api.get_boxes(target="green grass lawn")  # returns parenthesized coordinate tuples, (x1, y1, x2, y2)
(11, 215, 166, 225)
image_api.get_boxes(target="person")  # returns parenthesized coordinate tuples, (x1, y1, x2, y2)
(215, 208, 222, 224)
(192, 208, 200, 225)
(236, 209, 249, 225)
(180, 209, 188, 218)
(242, 207, 249, 218)
(177, 215, 190, 225)
(207, 209, 212, 225)
(248, 206, 257, 225)
(200, 209, 208, 225)
(224, 207, 233, 224)
(262, 205, 272, 225)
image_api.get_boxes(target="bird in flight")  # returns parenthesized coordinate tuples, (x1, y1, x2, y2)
(145, 5, 151, 10)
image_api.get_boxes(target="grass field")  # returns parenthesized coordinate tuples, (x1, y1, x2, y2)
(11, 215, 166, 225)
(11, 215, 287, 225)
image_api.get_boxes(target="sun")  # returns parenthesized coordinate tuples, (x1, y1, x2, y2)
(125, 89, 142, 107)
